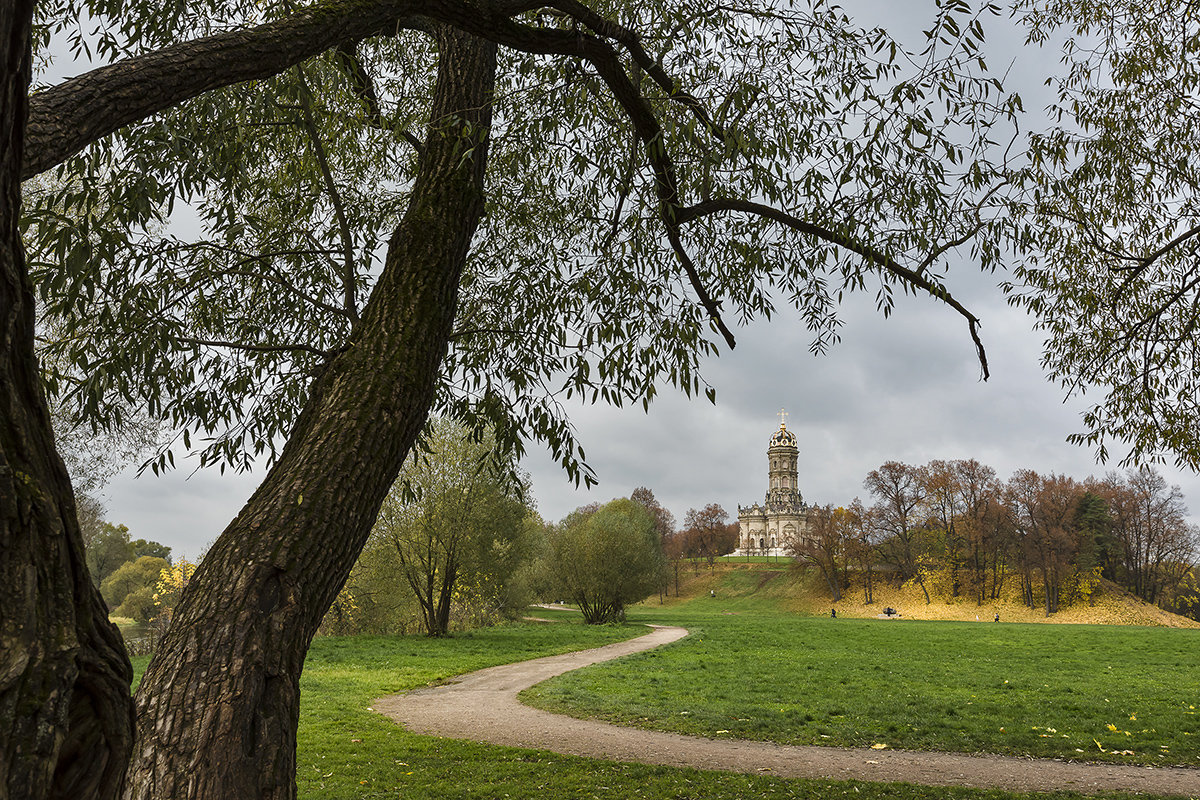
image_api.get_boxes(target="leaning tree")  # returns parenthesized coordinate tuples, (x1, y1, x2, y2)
(3, 0, 1019, 797)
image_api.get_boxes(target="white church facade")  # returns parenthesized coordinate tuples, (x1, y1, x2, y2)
(735, 414, 810, 557)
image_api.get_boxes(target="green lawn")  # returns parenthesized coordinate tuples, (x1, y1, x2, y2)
(124, 611, 1197, 799)
(522, 592, 1200, 768)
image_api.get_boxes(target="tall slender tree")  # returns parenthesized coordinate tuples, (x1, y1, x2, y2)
(864, 461, 931, 602)
(683, 503, 734, 571)
(631, 487, 675, 599)
(1101, 468, 1198, 605)
(791, 504, 850, 602)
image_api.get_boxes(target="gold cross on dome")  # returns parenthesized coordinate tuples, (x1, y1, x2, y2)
(778, 408, 788, 428)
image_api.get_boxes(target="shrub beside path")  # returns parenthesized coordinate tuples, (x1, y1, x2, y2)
(374, 625, 1200, 796)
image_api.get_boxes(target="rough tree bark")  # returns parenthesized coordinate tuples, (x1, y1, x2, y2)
(124, 27, 496, 800)
(0, 4, 135, 799)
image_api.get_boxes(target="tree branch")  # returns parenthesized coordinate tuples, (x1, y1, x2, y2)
(147, 241, 355, 320)
(332, 40, 427, 156)
(23, 0, 421, 179)
(294, 65, 361, 323)
(601, 129, 640, 250)
(675, 197, 990, 379)
(333, 41, 386, 123)
(1137, 224, 1200, 270)
(177, 335, 335, 359)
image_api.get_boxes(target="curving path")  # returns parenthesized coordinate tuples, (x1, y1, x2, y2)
(374, 625, 1200, 796)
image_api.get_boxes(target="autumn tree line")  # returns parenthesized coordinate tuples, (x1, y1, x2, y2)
(792, 460, 1200, 620)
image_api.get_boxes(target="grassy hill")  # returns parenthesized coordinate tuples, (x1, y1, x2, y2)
(662, 559, 1200, 628)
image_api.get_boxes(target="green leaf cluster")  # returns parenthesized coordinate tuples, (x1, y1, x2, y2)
(1010, 0, 1200, 469)
(25, 0, 1019, 485)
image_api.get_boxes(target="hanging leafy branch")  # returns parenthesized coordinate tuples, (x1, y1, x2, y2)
(1009, 0, 1200, 469)
(25, 0, 1017, 482)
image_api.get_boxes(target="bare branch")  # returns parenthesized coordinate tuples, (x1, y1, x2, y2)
(601, 130, 640, 250)
(333, 41, 386, 123)
(675, 197, 989, 378)
(332, 40, 427, 157)
(144, 241, 354, 320)
(916, 180, 1008, 274)
(663, 224, 736, 349)
(177, 335, 336, 359)
(1117, 268, 1200, 345)
(1138, 223, 1200, 270)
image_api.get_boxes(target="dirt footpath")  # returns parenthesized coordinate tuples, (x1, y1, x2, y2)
(373, 626, 1200, 797)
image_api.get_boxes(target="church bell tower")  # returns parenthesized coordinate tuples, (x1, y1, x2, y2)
(736, 409, 810, 556)
(765, 410, 802, 512)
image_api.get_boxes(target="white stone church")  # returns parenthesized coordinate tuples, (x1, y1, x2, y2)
(734, 414, 811, 557)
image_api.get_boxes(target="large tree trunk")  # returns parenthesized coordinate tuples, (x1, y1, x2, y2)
(0, 5, 135, 799)
(125, 28, 497, 800)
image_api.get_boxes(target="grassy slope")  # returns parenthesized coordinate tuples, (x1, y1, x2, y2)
(131, 617, 1177, 800)
(524, 569, 1200, 768)
(710, 558, 1200, 628)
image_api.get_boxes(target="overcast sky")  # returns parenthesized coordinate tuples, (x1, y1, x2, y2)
(88, 3, 1200, 558)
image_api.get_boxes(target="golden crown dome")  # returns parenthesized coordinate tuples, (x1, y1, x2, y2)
(769, 423, 797, 448)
